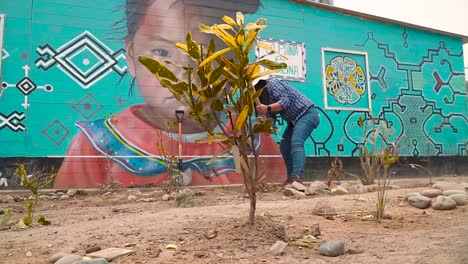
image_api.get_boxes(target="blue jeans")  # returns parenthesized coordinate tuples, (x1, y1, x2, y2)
(280, 106, 320, 181)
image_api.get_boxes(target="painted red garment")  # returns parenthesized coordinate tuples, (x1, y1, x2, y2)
(55, 105, 286, 188)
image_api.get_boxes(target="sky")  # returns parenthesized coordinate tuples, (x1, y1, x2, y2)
(333, 0, 468, 78)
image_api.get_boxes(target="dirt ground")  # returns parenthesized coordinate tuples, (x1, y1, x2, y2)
(1, 176, 468, 264)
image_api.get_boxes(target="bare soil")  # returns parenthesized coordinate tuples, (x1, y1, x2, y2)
(1, 176, 468, 264)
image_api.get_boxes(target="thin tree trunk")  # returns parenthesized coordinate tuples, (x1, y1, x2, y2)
(249, 191, 256, 226)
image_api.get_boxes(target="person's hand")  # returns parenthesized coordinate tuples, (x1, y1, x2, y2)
(256, 104, 269, 115)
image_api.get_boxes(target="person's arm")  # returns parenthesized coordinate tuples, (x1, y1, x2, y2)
(256, 102, 283, 115)
(55, 133, 109, 188)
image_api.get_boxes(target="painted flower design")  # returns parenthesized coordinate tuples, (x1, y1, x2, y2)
(325, 56, 366, 105)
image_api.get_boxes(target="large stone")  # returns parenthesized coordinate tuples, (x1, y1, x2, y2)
(404, 192, 421, 201)
(420, 189, 442, 198)
(432, 181, 465, 191)
(442, 190, 467, 196)
(348, 184, 365, 194)
(408, 195, 432, 209)
(86, 248, 134, 261)
(291, 181, 307, 192)
(55, 254, 82, 264)
(448, 193, 468, 206)
(318, 240, 345, 257)
(49, 252, 66, 263)
(73, 258, 109, 264)
(309, 181, 328, 190)
(269, 241, 288, 256)
(431, 196, 457, 210)
(331, 186, 348, 195)
(284, 188, 306, 197)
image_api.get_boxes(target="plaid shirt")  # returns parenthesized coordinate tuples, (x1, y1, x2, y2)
(265, 79, 314, 124)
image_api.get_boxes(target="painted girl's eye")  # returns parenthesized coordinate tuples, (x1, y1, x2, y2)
(152, 48, 170, 57)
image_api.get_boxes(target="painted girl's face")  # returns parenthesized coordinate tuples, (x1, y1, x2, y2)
(126, 0, 227, 130)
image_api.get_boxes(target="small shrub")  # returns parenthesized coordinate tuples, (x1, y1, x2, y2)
(327, 157, 343, 189)
(175, 190, 194, 208)
(13, 163, 56, 226)
(161, 165, 184, 194)
(0, 208, 12, 230)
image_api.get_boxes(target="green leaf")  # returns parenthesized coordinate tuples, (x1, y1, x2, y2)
(23, 216, 32, 226)
(210, 99, 224, 111)
(37, 215, 51, 225)
(186, 33, 201, 60)
(358, 116, 364, 128)
(199, 24, 215, 34)
(256, 59, 287, 70)
(138, 56, 177, 82)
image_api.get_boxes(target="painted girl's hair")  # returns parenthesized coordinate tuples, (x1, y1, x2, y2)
(125, 0, 262, 41)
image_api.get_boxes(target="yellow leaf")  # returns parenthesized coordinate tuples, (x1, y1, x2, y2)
(166, 244, 177, 250)
(234, 105, 249, 132)
(222, 15, 237, 27)
(199, 47, 231, 68)
(236, 12, 244, 26)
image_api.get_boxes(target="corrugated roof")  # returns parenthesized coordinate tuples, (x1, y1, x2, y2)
(290, 0, 468, 44)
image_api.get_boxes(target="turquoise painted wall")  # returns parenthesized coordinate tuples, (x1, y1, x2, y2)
(1, 0, 467, 161)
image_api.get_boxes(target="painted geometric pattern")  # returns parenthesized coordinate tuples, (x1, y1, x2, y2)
(1, 48, 9, 60)
(1, 65, 54, 109)
(71, 93, 103, 120)
(35, 31, 127, 88)
(41, 120, 70, 146)
(325, 56, 366, 105)
(0, 111, 25, 132)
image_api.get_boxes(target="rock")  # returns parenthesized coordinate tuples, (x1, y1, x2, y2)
(291, 181, 307, 192)
(431, 196, 457, 210)
(269, 241, 288, 256)
(127, 194, 137, 201)
(86, 248, 134, 261)
(405, 192, 421, 201)
(60, 195, 70, 200)
(0, 195, 15, 203)
(55, 254, 82, 264)
(309, 223, 321, 237)
(363, 185, 378, 192)
(408, 195, 432, 209)
(138, 198, 157, 202)
(85, 246, 102, 254)
(331, 186, 348, 195)
(15, 220, 29, 229)
(318, 240, 345, 257)
(309, 181, 328, 190)
(432, 181, 465, 191)
(73, 258, 109, 264)
(442, 190, 467, 196)
(50, 252, 67, 263)
(284, 188, 306, 197)
(348, 184, 365, 194)
(66, 189, 78, 197)
(448, 194, 468, 206)
(162, 194, 170, 201)
(315, 204, 337, 215)
(26, 251, 32, 257)
(420, 189, 442, 198)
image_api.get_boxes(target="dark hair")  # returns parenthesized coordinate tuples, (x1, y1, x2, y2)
(254, 79, 270, 105)
(125, 0, 262, 41)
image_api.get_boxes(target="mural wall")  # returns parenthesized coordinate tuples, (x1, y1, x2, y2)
(0, 0, 467, 189)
